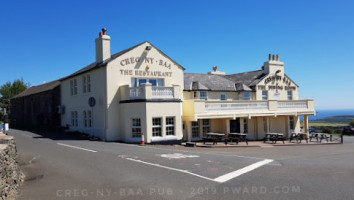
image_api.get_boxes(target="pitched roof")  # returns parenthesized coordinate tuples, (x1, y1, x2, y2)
(184, 73, 236, 91)
(184, 70, 267, 91)
(61, 41, 185, 81)
(12, 80, 60, 99)
(225, 70, 266, 87)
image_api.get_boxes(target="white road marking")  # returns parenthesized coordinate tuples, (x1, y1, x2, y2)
(213, 159, 273, 183)
(29, 155, 41, 165)
(159, 153, 200, 159)
(57, 143, 97, 153)
(124, 157, 273, 183)
(126, 158, 215, 182)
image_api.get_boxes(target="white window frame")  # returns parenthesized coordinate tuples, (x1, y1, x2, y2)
(132, 118, 141, 138)
(243, 92, 251, 100)
(165, 117, 175, 136)
(289, 116, 295, 130)
(152, 117, 162, 137)
(83, 111, 87, 128)
(220, 94, 226, 101)
(83, 75, 91, 93)
(192, 121, 199, 138)
(287, 91, 292, 100)
(87, 110, 92, 128)
(262, 90, 268, 100)
(199, 91, 208, 100)
(70, 79, 77, 96)
(243, 119, 248, 133)
(202, 119, 210, 136)
(71, 111, 78, 127)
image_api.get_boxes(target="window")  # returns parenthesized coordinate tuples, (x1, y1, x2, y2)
(287, 91, 292, 100)
(243, 119, 248, 133)
(83, 111, 87, 127)
(202, 119, 210, 136)
(220, 94, 226, 100)
(152, 118, 162, 137)
(243, 92, 251, 100)
(131, 78, 164, 87)
(165, 117, 175, 136)
(200, 91, 207, 100)
(83, 75, 91, 93)
(289, 116, 295, 130)
(71, 111, 78, 127)
(87, 110, 92, 127)
(192, 121, 199, 138)
(70, 79, 77, 96)
(132, 118, 141, 138)
(262, 91, 268, 100)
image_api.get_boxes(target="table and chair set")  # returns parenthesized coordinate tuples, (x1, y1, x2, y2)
(202, 132, 248, 145)
(264, 132, 331, 144)
(202, 132, 334, 146)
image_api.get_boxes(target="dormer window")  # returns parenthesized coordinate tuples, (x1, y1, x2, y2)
(220, 94, 226, 100)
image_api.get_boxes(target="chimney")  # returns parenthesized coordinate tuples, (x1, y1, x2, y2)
(264, 54, 284, 76)
(95, 28, 111, 63)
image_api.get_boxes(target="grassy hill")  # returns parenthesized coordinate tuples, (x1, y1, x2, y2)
(312, 115, 354, 123)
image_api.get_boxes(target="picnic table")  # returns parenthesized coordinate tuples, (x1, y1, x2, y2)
(264, 133, 286, 144)
(309, 133, 330, 142)
(227, 133, 248, 145)
(202, 133, 225, 145)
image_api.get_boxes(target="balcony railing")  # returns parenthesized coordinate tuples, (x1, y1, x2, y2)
(184, 99, 314, 116)
(130, 87, 143, 99)
(120, 84, 181, 101)
(205, 102, 268, 112)
(277, 101, 307, 109)
(152, 87, 174, 99)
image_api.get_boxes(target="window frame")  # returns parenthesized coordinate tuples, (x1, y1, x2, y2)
(220, 94, 227, 101)
(202, 119, 210, 136)
(243, 92, 251, 100)
(165, 117, 175, 136)
(152, 117, 162, 137)
(199, 91, 208, 100)
(289, 116, 295, 130)
(243, 118, 248, 133)
(287, 91, 292, 100)
(192, 121, 199, 138)
(132, 118, 142, 138)
(262, 90, 268, 100)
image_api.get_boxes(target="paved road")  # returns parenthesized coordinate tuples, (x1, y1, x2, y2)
(9, 129, 354, 200)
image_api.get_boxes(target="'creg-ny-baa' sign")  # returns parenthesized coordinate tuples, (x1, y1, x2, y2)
(120, 57, 172, 69)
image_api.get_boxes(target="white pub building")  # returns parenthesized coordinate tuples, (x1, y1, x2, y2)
(59, 29, 315, 143)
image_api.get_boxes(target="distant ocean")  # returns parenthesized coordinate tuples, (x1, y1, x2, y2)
(309, 109, 354, 121)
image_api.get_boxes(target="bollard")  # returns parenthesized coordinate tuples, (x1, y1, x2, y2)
(140, 132, 145, 146)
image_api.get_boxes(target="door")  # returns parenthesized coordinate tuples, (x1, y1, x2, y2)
(230, 119, 240, 133)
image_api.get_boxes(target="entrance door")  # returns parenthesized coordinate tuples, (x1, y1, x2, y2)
(230, 119, 240, 133)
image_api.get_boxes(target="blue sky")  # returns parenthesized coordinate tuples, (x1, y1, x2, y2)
(1, 0, 354, 109)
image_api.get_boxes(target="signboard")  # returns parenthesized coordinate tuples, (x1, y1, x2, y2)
(88, 97, 96, 107)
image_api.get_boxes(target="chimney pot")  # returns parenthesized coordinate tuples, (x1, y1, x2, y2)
(268, 54, 271, 61)
(272, 55, 275, 61)
(102, 28, 107, 35)
(99, 32, 102, 37)
(276, 54, 279, 61)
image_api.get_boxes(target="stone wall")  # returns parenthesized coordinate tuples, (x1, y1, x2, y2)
(0, 134, 24, 200)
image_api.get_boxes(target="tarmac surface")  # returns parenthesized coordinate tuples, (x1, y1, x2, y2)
(8, 129, 354, 200)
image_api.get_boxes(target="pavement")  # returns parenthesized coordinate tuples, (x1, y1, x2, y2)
(7, 129, 354, 200)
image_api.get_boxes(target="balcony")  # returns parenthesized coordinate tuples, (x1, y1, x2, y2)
(120, 83, 181, 101)
(183, 99, 315, 120)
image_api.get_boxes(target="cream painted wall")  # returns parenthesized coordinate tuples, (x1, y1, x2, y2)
(105, 41, 184, 141)
(60, 68, 107, 139)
